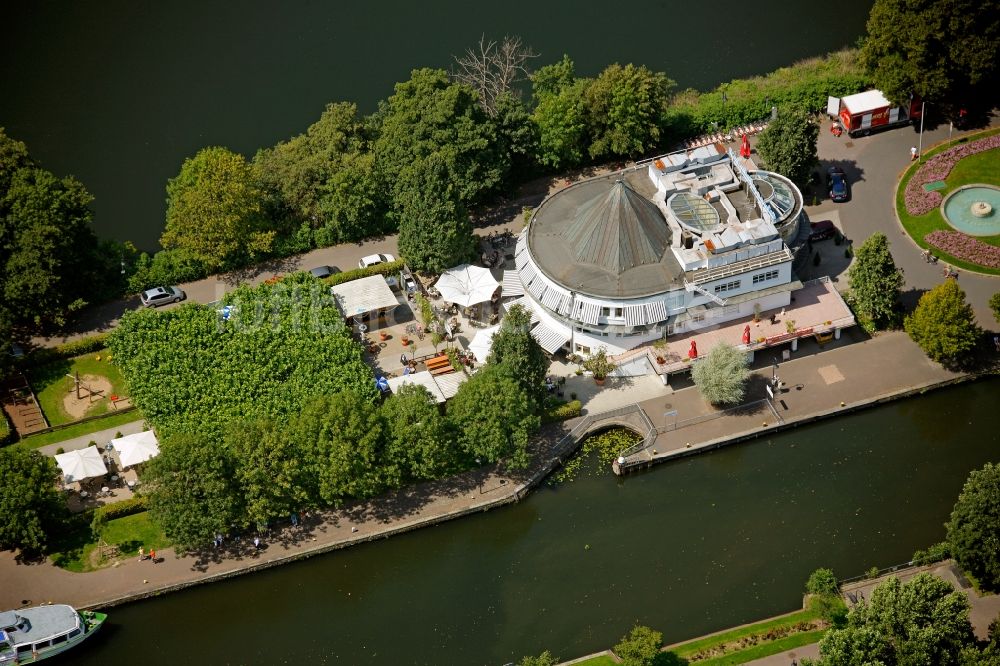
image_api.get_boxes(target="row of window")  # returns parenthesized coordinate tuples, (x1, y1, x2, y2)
(752, 270, 780, 284)
(714, 280, 741, 294)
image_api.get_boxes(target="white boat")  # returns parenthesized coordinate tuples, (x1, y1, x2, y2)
(0, 604, 106, 663)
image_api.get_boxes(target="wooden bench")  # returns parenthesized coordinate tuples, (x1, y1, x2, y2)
(430, 365, 454, 376)
(425, 356, 451, 370)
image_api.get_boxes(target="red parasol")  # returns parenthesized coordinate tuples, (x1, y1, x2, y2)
(742, 324, 751, 344)
(740, 134, 751, 159)
(688, 340, 698, 359)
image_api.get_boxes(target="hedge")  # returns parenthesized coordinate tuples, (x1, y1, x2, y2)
(324, 259, 407, 287)
(542, 399, 582, 424)
(24, 334, 111, 368)
(91, 496, 149, 533)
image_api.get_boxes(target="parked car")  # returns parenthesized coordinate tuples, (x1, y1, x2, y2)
(309, 265, 341, 279)
(827, 166, 850, 202)
(358, 253, 395, 269)
(808, 220, 837, 242)
(140, 286, 185, 307)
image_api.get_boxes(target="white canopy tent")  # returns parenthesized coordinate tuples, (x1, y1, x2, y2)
(54, 446, 108, 483)
(386, 371, 447, 403)
(111, 430, 161, 468)
(329, 275, 400, 321)
(468, 324, 501, 363)
(434, 264, 499, 308)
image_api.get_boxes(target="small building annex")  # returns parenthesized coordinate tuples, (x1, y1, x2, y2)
(509, 145, 807, 356)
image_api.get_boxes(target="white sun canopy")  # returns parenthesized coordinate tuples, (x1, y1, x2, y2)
(468, 324, 501, 363)
(329, 275, 400, 319)
(434, 264, 500, 308)
(54, 446, 108, 483)
(111, 430, 161, 468)
(386, 371, 447, 403)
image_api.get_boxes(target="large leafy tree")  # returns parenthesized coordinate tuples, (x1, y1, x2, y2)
(584, 63, 674, 160)
(492, 92, 540, 187)
(754, 107, 818, 186)
(144, 432, 244, 552)
(947, 463, 1000, 592)
(904, 279, 979, 365)
(162, 146, 273, 270)
(299, 391, 385, 505)
(817, 573, 976, 665)
(446, 365, 539, 469)
(374, 68, 504, 207)
(517, 652, 558, 666)
(0, 447, 66, 554)
(379, 384, 455, 487)
(487, 303, 549, 407)
(691, 343, 751, 406)
(227, 419, 311, 528)
(847, 232, 904, 331)
(860, 0, 1000, 105)
(613, 624, 663, 666)
(532, 77, 589, 170)
(316, 151, 388, 246)
(0, 128, 102, 329)
(396, 154, 474, 272)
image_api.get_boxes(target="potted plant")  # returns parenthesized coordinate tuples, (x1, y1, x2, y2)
(785, 319, 796, 334)
(583, 348, 617, 386)
(379, 330, 389, 341)
(400, 335, 410, 346)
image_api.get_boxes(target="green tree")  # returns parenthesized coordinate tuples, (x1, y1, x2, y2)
(847, 233, 904, 331)
(487, 304, 549, 407)
(227, 419, 311, 527)
(946, 463, 1000, 592)
(517, 651, 558, 666)
(396, 154, 474, 272)
(817, 573, 976, 665)
(379, 384, 455, 487)
(754, 107, 819, 186)
(492, 92, 540, 187)
(989, 292, 1000, 324)
(613, 624, 663, 666)
(807, 568, 841, 597)
(298, 391, 385, 505)
(531, 55, 577, 103)
(316, 151, 388, 246)
(904, 279, 980, 365)
(0, 128, 102, 329)
(374, 68, 504, 207)
(691, 343, 751, 406)
(0, 447, 66, 554)
(162, 146, 273, 270)
(446, 365, 539, 469)
(144, 432, 244, 551)
(584, 63, 674, 160)
(532, 78, 590, 170)
(860, 0, 1000, 105)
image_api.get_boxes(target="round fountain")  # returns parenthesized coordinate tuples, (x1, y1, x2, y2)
(941, 184, 1000, 236)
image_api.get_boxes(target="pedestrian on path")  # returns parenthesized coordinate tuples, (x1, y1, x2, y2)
(910, 146, 918, 161)
(138, 546, 144, 562)
(253, 536, 261, 550)
(149, 549, 156, 563)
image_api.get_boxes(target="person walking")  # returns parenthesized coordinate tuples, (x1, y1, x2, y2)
(910, 146, 918, 161)
(149, 549, 156, 563)
(138, 546, 144, 562)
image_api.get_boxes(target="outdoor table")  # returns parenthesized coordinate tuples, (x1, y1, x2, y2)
(127, 481, 136, 490)
(80, 491, 89, 499)
(102, 486, 110, 494)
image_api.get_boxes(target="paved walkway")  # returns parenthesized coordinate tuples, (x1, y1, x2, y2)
(36, 418, 146, 457)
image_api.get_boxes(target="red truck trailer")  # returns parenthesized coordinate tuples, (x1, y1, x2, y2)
(829, 90, 921, 137)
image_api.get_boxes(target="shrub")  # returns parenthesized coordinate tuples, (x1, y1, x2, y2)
(912, 541, 951, 566)
(25, 334, 110, 367)
(90, 496, 149, 533)
(325, 259, 406, 287)
(542, 399, 582, 423)
(613, 624, 663, 666)
(806, 568, 840, 597)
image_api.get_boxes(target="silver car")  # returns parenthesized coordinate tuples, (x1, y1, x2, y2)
(140, 286, 185, 307)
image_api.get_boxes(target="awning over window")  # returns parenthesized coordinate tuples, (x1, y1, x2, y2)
(505, 297, 540, 324)
(624, 304, 648, 326)
(501, 270, 524, 297)
(578, 301, 601, 326)
(530, 324, 571, 354)
(645, 300, 668, 323)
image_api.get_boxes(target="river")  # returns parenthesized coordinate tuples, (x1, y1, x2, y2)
(71, 378, 998, 665)
(0, 0, 873, 251)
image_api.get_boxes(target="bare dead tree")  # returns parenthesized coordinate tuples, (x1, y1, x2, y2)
(451, 35, 538, 116)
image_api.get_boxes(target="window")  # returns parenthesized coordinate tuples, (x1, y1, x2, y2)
(601, 307, 610, 316)
(51, 635, 67, 646)
(614, 308, 623, 317)
(752, 270, 779, 284)
(714, 280, 741, 293)
(68, 629, 81, 639)
(692, 314, 705, 323)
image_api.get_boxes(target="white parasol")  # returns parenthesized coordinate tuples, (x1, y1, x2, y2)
(434, 264, 500, 308)
(111, 430, 161, 468)
(468, 325, 501, 363)
(54, 446, 108, 483)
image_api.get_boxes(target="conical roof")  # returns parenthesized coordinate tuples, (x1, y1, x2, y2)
(561, 180, 668, 274)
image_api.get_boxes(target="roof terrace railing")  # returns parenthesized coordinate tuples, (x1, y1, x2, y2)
(728, 148, 776, 223)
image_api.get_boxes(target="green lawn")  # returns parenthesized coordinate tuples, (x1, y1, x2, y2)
(567, 656, 617, 666)
(692, 629, 826, 666)
(50, 511, 169, 572)
(18, 409, 141, 449)
(669, 608, 820, 660)
(896, 127, 1000, 276)
(30, 350, 128, 426)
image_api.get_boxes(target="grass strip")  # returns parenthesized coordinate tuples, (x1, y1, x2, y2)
(690, 628, 826, 665)
(669, 608, 820, 659)
(18, 411, 142, 449)
(50, 511, 169, 573)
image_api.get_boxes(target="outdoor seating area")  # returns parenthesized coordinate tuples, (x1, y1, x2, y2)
(52, 431, 160, 512)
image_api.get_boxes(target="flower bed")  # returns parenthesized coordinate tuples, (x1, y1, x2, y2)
(904, 134, 1000, 216)
(925, 230, 1000, 269)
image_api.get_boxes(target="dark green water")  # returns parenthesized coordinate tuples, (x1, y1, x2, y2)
(0, 0, 872, 251)
(73, 379, 999, 665)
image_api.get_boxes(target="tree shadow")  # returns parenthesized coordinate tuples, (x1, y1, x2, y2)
(655, 652, 690, 666)
(222, 254, 303, 287)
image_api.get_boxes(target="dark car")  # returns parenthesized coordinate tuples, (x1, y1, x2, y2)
(827, 166, 850, 202)
(309, 265, 341, 279)
(808, 220, 837, 242)
(140, 285, 185, 307)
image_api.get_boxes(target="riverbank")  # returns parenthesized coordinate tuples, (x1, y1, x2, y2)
(1, 329, 992, 612)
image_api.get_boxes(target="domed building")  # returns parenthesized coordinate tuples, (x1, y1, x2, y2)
(505, 145, 805, 357)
